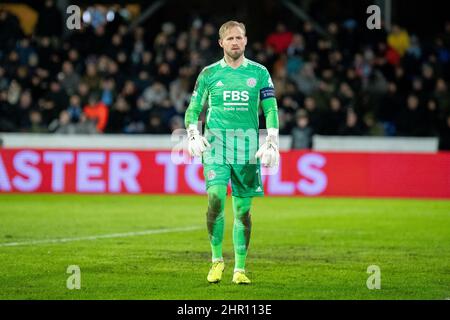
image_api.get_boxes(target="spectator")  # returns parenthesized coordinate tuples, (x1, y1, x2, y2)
(14, 90, 34, 130)
(100, 77, 116, 107)
(77, 82, 91, 107)
(35, 37, 53, 71)
(83, 62, 101, 91)
(50, 110, 97, 134)
(279, 95, 299, 131)
(291, 109, 313, 149)
(378, 82, 401, 136)
(338, 109, 365, 136)
(397, 94, 426, 136)
(434, 78, 450, 117)
(411, 77, 428, 106)
(387, 25, 411, 57)
(48, 110, 69, 133)
(28, 110, 48, 133)
(47, 80, 68, 108)
(7, 80, 21, 106)
(170, 67, 192, 113)
(265, 23, 293, 54)
(393, 66, 410, 93)
(304, 96, 322, 134)
(292, 62, 320, 95)
(121, 80, 138, 107)
(158, 98, 178, 128)
(169, 115, 184, 132)
(302, 21, 318, 51)
(16, 38, 35, 66)
(128, 96, 151, 133)
(0, 9, 23, 50)
(155, 62, 174, 87)
(312, 80, 333, 111)
(402, 35, 422, 76)
(276, 109, 289, 135)
(147, 112, 166, 134)
(67, 95, 83, 123)
(59, 61, 80, 96)
(41, 81, 68, 124)
(142, 82, 168, 109)
(422, 64, 436, 92)
(0, 89, 16, 131)
(67, 48, 83, 73)
(363, 113, 385, 136)
(83, 93, 109, 133)
(106, 96, 131, 133)
(35, 0, 63, 38)
(287, 33, 306, 57)
(324, 97, 346, 135)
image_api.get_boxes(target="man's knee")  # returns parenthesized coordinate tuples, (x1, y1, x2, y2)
(233, 197, 252, 217)
(207, 185, 227, 216)
(236, 212, 252, 236)
(208, 195, 223, 214)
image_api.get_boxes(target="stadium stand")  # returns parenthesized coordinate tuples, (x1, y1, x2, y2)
(0, 2, 449, 151)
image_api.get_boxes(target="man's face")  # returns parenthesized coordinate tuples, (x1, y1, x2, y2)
(219, 26, 247, 60)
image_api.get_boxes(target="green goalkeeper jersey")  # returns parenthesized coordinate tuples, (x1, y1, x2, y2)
(185, 57, 279, 164)
(185, 57, 279, 131)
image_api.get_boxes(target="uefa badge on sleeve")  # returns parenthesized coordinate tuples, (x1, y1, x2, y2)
(247, 78, 257, 88)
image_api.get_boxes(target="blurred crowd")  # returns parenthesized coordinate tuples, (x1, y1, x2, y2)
(0, 1, 450, 150)
(267, 22, 450, 150)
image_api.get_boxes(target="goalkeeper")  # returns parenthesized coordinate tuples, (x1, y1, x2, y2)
(184, 20, 279, 284)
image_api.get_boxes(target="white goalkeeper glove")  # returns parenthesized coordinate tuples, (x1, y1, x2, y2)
(255, 128, 280, 168)
(187, 124, 210, 157)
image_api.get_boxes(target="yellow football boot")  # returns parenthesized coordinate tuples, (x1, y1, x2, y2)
(207, 261, 225, 283)
(232, 271, 251, 284)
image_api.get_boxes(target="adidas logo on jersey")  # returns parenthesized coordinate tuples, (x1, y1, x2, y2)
(215, 80, 224, 87)
(255, 186, 262, 192)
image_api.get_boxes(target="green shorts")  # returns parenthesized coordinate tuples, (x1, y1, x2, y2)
(203, 162, 264, 197)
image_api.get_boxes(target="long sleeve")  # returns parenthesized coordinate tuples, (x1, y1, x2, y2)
(259, 68, 279, 129)
(184, 69, 209, 128)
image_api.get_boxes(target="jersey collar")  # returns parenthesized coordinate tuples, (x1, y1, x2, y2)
(220, 57, 248, 68)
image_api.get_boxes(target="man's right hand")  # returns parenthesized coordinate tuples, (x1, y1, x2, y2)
(187, 124, 210, 157)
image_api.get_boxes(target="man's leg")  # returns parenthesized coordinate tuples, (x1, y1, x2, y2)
(229, 162, 262, 284)
(206, 184, 227, 261)
(232, 195, 252, 284)
(206, 184, 227, 283)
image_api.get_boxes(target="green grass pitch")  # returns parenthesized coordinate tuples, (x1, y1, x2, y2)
(0, 194, 449, 300)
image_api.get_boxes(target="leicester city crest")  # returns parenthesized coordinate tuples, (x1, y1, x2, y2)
(208, 170, 216, 180)
(247, 78, 257, 88)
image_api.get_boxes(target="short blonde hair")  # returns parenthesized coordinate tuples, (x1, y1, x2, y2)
(219, 20, 246, 39)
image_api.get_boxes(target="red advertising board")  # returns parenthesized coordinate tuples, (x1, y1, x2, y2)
(0, 148, 449, 198)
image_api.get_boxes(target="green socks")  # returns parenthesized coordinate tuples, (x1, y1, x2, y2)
(206, 186, 253, 270)
(232, 196, 252, 271)
(206, 185, 227, 261)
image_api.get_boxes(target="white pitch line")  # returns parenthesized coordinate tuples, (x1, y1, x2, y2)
(0, 226, 203, 247)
